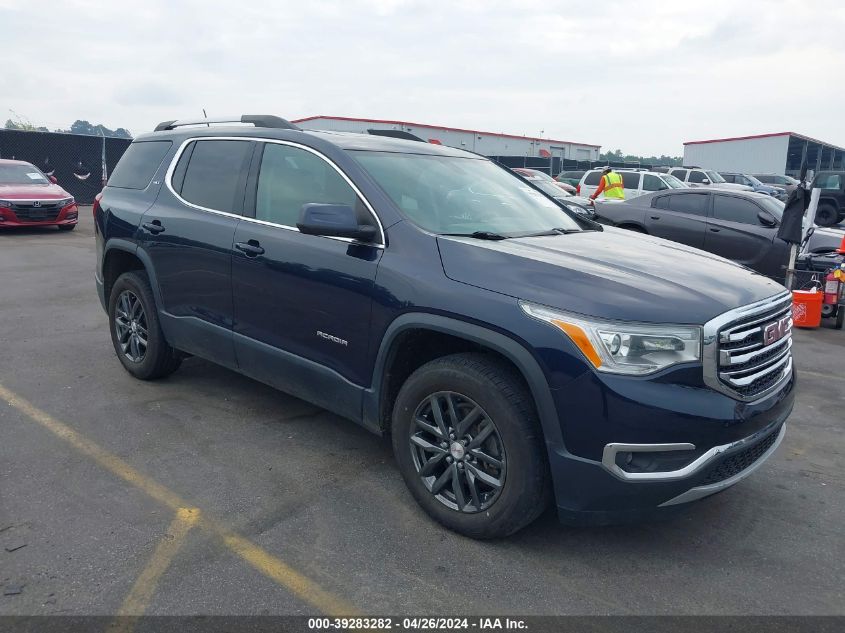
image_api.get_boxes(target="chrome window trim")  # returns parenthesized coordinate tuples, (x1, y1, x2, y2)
(163, 136, 385, 248)
(702, 291, 793, 402)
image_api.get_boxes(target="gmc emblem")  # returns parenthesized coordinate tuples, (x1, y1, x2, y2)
(763, 316, 791, 346)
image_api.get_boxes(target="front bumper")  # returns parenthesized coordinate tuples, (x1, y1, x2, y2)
(0, 204, 79, 228)
(547, 365, 794, 525)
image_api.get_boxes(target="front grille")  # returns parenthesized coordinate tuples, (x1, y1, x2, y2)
(10, 201, 62, 222)
(700, 425, 781, 485)
(715, 297, 793, 399)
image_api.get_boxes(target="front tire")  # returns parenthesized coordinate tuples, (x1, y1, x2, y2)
(108, 271, 181, 380)
(391, 353, 550, 538)
(814, 203, 840, 227)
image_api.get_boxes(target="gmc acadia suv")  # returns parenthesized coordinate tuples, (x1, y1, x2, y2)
(94, 115, 795, 538)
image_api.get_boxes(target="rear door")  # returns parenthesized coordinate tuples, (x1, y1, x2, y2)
(230, 141, 383, 420)
(704, 193, 785, 278)
(645, 191, 710, 248)
(139, 138, 254, 368)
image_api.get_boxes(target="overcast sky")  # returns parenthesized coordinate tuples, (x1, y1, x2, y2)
(3, 0, 843, 156)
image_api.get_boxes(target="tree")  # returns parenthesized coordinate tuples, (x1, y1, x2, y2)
(68, 120, 132, 138)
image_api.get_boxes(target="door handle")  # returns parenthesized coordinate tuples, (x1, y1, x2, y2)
(649, 215, 660, 220)
(235, 240, 265, 257)
(709, 227, 721, 232)
(142, 220, 165, 234)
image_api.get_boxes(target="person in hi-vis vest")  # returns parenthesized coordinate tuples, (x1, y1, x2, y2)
(590, 167, 625, 201)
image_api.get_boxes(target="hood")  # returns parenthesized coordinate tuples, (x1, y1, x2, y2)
(0, 183, 71, 200)
(437, 227, 785, 324)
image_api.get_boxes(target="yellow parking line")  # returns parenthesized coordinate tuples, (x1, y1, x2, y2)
(114, 508, 200, 628)
(0, 383, 358, 616)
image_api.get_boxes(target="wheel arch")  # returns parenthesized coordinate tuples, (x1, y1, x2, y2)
(102, 242, 165, 311)
(363, 313, 564, 451)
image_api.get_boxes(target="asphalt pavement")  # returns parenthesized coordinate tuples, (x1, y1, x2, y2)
(1, 210, 843, 616)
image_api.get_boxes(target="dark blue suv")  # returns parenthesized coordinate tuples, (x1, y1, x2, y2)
(95, 115, 795, 538)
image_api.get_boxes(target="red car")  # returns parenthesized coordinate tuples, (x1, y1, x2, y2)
(0, 159, 79, 231)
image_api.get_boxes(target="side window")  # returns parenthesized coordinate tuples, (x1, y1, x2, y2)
(721, 174, 735, 183)
(665, 193, 709, 215)
(817, 173, 842, 190)
(712, 195, 763, 225)
(108, 141, 172, 190)
(620, 172, 640, 189)
(756, 174, 773, 184)
(256, 143, 360, 227)
(670, 169, 688, 180)
(179, 140, 252, 213)
(688, 170, 706, 184)
(584, 172, 602, 186)
(652, 195, 670, 209)
(643, 174, 665, 191)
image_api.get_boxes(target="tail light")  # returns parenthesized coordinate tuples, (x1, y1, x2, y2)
(576, 183, 581, 195)
(93, 192, 102, 218)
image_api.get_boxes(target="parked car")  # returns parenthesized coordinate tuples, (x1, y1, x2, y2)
(753, 173, 799, 196)
(720, 173, 787, 200)
(809, 170, 845, 227)
(95, 114, 794, 538)
(594, 188, 844, 282)
(555, 170, 586, 188)
(526, 179, 597, 219)
(669, 167, 754, 192)
(0, 159, 79, 231)
(577, 168, 687, 199)
(511, 168, 575, 193)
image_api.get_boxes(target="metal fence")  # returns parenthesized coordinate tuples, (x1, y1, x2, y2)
(0, 129, 132, 204)
(488, 155, 657, 177)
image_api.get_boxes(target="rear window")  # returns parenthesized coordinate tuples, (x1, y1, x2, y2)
(108, 141, 172, 190)
(179, 140, 252, 213)
(584, 171, 602, 186)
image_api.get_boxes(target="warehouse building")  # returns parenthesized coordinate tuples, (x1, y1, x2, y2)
(293, 115, 601, 162)
(683, 132, 845, 177)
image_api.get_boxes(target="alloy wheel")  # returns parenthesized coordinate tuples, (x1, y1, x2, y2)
(114, 290, 148, 363)
(409, 391, 506, 513)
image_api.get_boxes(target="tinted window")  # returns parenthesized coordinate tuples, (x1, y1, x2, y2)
(755, 174, 773, 183)
(652, 195, 670, 209)
(256, 143, 359, 227)
(817, 173, 842, 189)
(712, 195, 763, 225)
(670, 169, 688, 180)
(688, 170, 707, 184)
(180, 140, 252, 213)
(643, 174, 666, 191)
(721, 174, 736, 183)
(108, 141, 172, 190)
(664, 192, 709, 215)
(584, 171, 602, 186)
(561, 171, 584, 178)
(620, 172, 640, 189)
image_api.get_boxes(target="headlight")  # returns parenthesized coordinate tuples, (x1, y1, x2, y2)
(564, 203, 588, 215)
(521, 302, 701, 375)
(59, 197, 75, 207)
(0, 200, 11, 207)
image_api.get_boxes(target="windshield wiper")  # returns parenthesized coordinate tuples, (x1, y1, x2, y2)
(441, 231, 509, 240)
(518, 228, 582, 237)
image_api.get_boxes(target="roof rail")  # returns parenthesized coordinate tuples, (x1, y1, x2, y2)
(367, 128, 426, 143)
(153, 115, 301, 132)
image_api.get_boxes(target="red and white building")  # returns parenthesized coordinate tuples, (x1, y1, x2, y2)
(292, 115, 601, 162)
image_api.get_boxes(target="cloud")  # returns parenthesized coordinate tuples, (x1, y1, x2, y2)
(2, 0, 843, 155)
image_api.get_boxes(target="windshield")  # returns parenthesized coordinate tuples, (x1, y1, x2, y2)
(353, 152, 583, 236)
(758, 196, 785, 219)
(705, 170, 726, 183)
(0, 164, 49, 185)
(532, 180, 571, 197)
(661, 174, 686, 189)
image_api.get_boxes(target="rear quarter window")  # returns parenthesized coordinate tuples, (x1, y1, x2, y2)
(584, 172, 602, 186)
(107, 141, 172, 190)
(620, 172, 640, 189)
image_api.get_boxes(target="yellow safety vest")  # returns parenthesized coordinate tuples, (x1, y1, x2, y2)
(602, 172, 625, 199)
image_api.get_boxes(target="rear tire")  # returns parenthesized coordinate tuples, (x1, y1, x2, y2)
(108, 271, 181, 380)
(391, 353, 550, 539)
(58, 224, 76, 231)
(814, 203, 840, 227)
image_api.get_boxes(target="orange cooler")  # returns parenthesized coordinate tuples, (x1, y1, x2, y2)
(792, 290, 823, 328)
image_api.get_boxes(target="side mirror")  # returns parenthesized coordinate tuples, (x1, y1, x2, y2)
(49, 175, 58, 184)
(758, 211, 778, 227)
(297, 203, 377, 242)
(701, 178, 710, 185)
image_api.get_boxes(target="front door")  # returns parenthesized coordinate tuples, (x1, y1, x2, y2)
(231, 141, 383, 420)
(139, 138, 254, 368)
